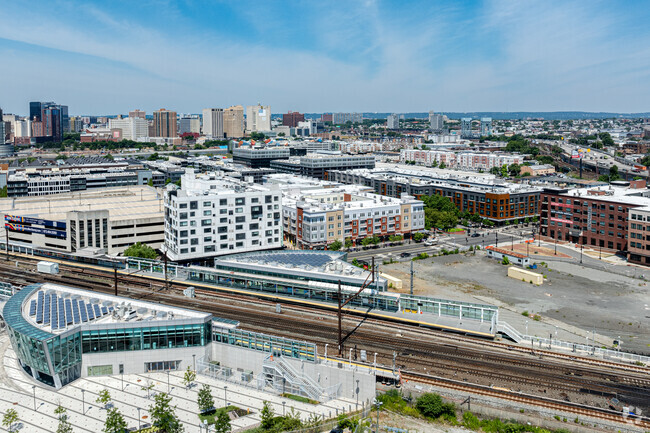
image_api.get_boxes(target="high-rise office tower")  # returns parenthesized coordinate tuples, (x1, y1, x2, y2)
(179, 116, 201, 135)
(461, 118, 473, 138)
(202, 108, 224, 138)
(245, 104, 271, 132)
(0, 108, 5, 143)
(29, 101, 66, 141)
(129, 109, 146, 119)
(387, 113, 399, 129)
(480, 117, 492, 136)
(224, 105, 244, 138)
(429, 111, 443, 131)
(282, 111, 305, 128)
(153, 108, 178, 137)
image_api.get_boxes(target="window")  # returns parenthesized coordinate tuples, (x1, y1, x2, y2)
(220, 199, 227, 206)
(235, 197, 245, 205)
(235, 216, 246, 223)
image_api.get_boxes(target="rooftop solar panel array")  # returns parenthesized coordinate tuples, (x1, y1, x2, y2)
(30, 290, 111, 331)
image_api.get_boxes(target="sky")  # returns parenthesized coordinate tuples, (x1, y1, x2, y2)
(1, 0, 649, 115)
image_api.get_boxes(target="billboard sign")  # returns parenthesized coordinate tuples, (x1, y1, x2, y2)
(4, 215, 67, 229)
(5, 223, 67, 238)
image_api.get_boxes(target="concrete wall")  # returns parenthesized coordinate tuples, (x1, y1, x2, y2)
(507, 266, 543, 285)
(211, 343, 376, 402)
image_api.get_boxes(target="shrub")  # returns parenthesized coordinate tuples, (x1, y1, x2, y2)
(462, 411, 480, 430)
(522, 311, 529, 317)
(415, 393, 455, 419)
(502, 256, 510, 265)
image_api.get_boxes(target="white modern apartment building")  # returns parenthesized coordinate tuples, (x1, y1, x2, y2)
(202, 108, 224, 138)
(107, 117, 149, 140)
(282, 185, 425, 249)
(246, 104, 272, 132)
(387, 114, 399, 130)
(401, 149, 524, 171)
(429, 111, 443, 131)
(164, 169, 282, 262)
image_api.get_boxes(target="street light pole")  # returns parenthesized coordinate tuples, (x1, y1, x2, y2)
(138, 408, 141, 430)
(224, 386, 228, 408)
(32, 385, 36, 411)
(81, 389, 85, 414)
(167, 370, 170, 393)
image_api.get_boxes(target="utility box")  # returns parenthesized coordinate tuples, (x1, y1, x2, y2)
(37, 261, 59, 275)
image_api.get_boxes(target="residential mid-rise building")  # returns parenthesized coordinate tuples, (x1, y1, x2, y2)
(330, 167, 541, 224)
(246, 104, 271, 132)
(401, 149, 524, 171)
(179, 115, 201, 135)
(282, 111, 305, 128)
(282, 185, 425, 249)
(153, 108, 178, 137)
(429, 111, 444, 131)
(163, 169, 282, 262)
(628, 205, 650, 265)
(108, 116, 149, 140)
(480, 117, 493, 136)
(387, 114, 399, 130)
(539, 181, 650, 259)
(201, 108, 224, 138)
(223, 105, 244, 138)
(68, 117, 83, 133)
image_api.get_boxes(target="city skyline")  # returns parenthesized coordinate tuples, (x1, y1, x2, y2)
(1, 0, 649, 115)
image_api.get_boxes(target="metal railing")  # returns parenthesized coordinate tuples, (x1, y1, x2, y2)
(521, 335, 650, 365)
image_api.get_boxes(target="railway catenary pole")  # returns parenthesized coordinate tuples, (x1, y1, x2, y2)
(114, 266, 118, 296)
(338, 257, 375, 357)
(164, 247, 169, 291)
(5, 227, 9, 261)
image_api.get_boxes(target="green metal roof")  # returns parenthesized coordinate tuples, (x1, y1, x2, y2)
(2, 284, 53, 341)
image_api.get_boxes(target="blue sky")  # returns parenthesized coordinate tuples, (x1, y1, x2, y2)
(1, 0, 649, 115)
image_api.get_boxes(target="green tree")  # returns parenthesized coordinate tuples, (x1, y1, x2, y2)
(415, 393, 455, 419)
(421, 194, 459, 230)
(277, 132, 286, 137)
(2, 408, 19, 432)
(361, 237, 373, 247)
(609, 164, 620, 180)
(260, 401, 275, 430)
(344, 238, 353, 250)
(249, 131, 266, 141)
(183, 366, 196, 389)
(599, 132, 615, 147)
(147, 178, 154, 187)
(500, 164, 508, 178)
(55, 405, 73, 433)
(213, 409, 231, 433)
(489, 166, 501, 176)
(328, 240, 342, 251)
(147, 152, 160, 161)
(0, 185, 7, 198)
(197, 384, 214, 413)
(96, 389, 112, 409)
(104, 153, 114, 161)
(413, 232, 425, 242)
(123, 242, 157, 259)
(439, 161, 446, 169)
(150, 392, 184, 433)
(508, 163, 521, 177)
(103, 407, 128, 433)
(502, 256, 510, 265)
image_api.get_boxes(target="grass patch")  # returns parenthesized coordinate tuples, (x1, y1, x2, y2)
(281, 393, 319, 405)
(198, 405, 242, 425)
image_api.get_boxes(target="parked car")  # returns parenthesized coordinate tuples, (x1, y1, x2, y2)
(400, 252, 411, 258)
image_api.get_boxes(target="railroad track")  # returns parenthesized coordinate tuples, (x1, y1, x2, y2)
(1, 260, 649, 423)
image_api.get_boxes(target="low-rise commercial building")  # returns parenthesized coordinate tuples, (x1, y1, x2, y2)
(233, 147, 291, 168)
(520, 164, 556, 176)
(330, 167, 541, 224)
(164, 169, 282, 262)
(282, 185, 424, 248)
(2, 186, 164, 255)
(271, 153, 375, 180)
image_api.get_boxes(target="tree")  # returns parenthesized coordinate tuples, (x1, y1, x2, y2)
(55, 405, 73, 433)
(0, 185, 7, 198)
(609, 164, 620, 181)
(328, 240, 342, 251)
(415, 393, 455, 419)
(197, 384, 214, 413)
(260, 401, 275, 430)
(103, 407, 128, 433)
(413, 233, 425, 242)
(96, 389, 112, 409)
(104, 153, 114, 161)
(150, 392, 184, 433)
(500, 164, 508, 178)
(508, 163, 521, 177)
(123, 242, 157, 259)
(501, 256, 510, 265)
(439, 161, 446, 169)
(2, 408, 18, 432)
(183, 366, 196, 389)
(277, 132, 286, 137)
(489, 166, 500, 176)
(421, 194, 459, 230)
(213, 409, 231, 433)
(344, 239, 353, 250)
(249, 131, 266, 141)
(147, 178, 154, 187)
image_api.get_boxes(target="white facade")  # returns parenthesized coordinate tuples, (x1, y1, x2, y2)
(245, 104, 272, 132)
(387, 114, 399, 129)
(202, 108, 224, 138)
(401, 149, 524, 171)
(107, 117, 149, 140)
(164, 169, 282, 261)
(179, 116, 201, 135)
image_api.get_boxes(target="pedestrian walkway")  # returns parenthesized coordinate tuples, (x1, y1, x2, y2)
(0, 334, 359, 433)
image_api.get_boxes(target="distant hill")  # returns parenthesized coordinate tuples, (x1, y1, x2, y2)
(292, 112, 650, 121)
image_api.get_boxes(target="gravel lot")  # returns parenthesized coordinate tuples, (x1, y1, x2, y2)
(380, 251, 650, 354)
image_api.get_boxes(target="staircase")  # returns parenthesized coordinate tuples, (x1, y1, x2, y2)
(496, 321, 523, 343)
(262, 356, 324, 401)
